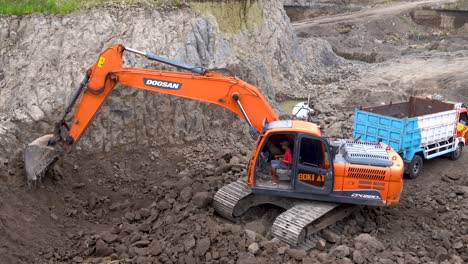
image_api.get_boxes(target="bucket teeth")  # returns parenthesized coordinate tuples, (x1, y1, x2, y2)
(24, 134, 60, 187)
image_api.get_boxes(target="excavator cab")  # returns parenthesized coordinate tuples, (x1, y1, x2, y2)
(251, 120, 335, 199)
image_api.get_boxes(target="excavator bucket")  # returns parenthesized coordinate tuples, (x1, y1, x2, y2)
(24, 134, 60, 185)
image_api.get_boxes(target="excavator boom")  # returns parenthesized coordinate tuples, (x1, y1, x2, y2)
(24, 44, 279, 184)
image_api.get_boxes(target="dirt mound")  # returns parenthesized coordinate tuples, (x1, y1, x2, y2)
(3, 144, 466, 263)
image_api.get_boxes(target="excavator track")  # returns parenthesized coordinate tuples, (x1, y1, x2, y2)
(273, 202, 358, 249)
(213, 179, 252, 221)
(214, 180, 357, 249)
(271, 202, 339, 247)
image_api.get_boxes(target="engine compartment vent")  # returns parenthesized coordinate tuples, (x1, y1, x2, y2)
(348, 167, 386, 181)
(342, 141, 393, 167)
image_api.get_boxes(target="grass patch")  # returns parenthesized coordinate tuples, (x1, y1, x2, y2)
(0, 0, 80, 15)
(280, 99, 305, 114)
(0, 0, 188, 15)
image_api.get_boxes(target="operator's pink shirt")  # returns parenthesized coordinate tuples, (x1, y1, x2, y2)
(283, 148, 293, 166)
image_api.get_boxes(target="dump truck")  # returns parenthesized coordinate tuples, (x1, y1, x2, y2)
(353, 96, 468, 178)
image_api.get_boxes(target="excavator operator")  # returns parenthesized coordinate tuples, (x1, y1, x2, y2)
(269, 141, 293, 184)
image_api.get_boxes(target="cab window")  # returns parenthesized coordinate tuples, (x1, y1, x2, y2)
(460, 112, 468, 125)
(299, 138, 330, 169)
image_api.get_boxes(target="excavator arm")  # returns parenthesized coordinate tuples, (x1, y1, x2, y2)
(24, 44, 279, 184)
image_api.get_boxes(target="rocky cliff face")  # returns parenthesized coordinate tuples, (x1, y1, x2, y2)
(0, 1, 344, 180)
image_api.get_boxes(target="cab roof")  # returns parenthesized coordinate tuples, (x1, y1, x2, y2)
(266, 120, 321, 136)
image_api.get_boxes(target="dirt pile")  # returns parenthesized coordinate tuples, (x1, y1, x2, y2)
(10, 146, 466, 264)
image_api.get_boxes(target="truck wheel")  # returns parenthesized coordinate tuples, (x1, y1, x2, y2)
(449, 143, 463, 160)
(407, 155, 423, 179)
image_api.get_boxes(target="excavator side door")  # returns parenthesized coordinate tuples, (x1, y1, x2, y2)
(293, 134, 334, 194)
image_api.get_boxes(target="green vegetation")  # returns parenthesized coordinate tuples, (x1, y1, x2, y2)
(280, 100, 304, 114)
(191, 0, 263, 34)
(0, 0, 264, 34)
(0, 0, 80, 15)
(441, 0, 468, 10)
(0, 0, 188, 15)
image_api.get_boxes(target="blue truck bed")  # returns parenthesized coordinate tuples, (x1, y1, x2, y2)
(353, 109, 422, 162)
(353, 97, 460, 163)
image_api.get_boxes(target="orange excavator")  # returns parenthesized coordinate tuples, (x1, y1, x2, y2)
(25, 45, 404, 249)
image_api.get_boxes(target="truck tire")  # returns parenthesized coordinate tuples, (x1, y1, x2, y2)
(407, 155, 423, 179)
(449, 143, 463, 160)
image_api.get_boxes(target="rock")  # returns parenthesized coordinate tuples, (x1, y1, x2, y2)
(432, 229, 453, 241)
(185, 254, 196, 264)
(50, 213, 58, 221)
(434, 246, 448, 262)
(379, 258, 396, 264)
(205, 252, 212, 262)
(124, 212, 135, 222)
(139, 208, 151, 219)
(231, 224, 242, 234)
(354, 233, 384, 253)
(72, 256, 83, 263)
(316, 238, 327, 251)
(277, 246, 288, 255)
(259, 238, 280, 253)
(245, 221, 267, 236)
(195, 238, 211, 256)
(149, 240, 163, 256)
(330, 245, 350, 258)
(138, 222, 150, 233)
(248, 243, 259, 254)
(245, 229, 256, 244)
(176, 176, 193, 191)
(101, 232, 119, 244)
(452, 242, 463, 249)
(157, 201, 172, 210)
(230, 156, 241, 165)
(177, 169, 192, 178)
(88, 193, 98, 210)
(132, 246, 149, 256)
(286, 248, 307, 260)
(450, 255, 464, 264)
(217, 224, 232, 234)
(237, 257, 267, 264)
(180, 187, 193, 202)
(115, 244, 128, 256)
(337, 257, 353, 264)
(353, 250, 365, 264)
(446, 174, 461, 180)
(455, 186, 468, 196)
(95, 239, 113, 257)
(184, 236, 196, 251)
(192, 192, 212, 208)
(132, 240, 151, 247)
(109, 203, 122, 211)
(128, 232, 142, 243)
(322, 229, 341, 243)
